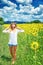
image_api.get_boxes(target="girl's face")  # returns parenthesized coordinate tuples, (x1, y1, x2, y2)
(12, 24, 15, 28)
(10, 23, 16, 30)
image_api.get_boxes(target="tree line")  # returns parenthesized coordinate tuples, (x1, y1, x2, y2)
(0, 17, 42, 25)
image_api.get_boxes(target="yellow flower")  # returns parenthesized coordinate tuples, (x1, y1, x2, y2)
(3, 24, 43, 34)
(31, 42, 39, 50)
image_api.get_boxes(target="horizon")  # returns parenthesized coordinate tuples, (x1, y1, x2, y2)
(3, 20, 43, 24)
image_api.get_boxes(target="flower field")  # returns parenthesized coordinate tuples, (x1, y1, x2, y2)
(3, 23, 43, 36)
(0, 23, 43, 65)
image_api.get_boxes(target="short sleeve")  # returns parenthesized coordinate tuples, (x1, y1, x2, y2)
(3, 29, 10, 33)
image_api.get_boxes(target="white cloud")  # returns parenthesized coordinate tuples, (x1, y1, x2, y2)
(0, 0, 43, 22)
(2, 0, 8, 3)
(30, 7, 40, 14)
(18, 4, 34, 14)
(32, 13, 43, 19)
(8, 1, 17, 7)
(39, 5, 43, 9)
(30, 5, 43, 14)
(6, 14, 32, 22)
(2, 0, 17, 7)
(0, 6, 32, 22)
(16, 0, 24, 3)
(16, 0, 32, 4)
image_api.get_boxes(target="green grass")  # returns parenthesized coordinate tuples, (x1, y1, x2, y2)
(0, 25, 43, 65)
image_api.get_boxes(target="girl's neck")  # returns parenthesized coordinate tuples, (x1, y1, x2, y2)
(11, 28, 16, 30)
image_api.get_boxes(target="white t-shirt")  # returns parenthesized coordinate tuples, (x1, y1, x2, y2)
(3, 29, 24, 45)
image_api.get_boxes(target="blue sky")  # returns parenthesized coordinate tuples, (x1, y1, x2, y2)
(0, 0, 43, 22)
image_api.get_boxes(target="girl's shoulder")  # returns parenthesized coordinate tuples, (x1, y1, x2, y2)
(9, 28, 17, 32)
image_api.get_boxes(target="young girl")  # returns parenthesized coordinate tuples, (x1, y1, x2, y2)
(3, 23, 24, 64)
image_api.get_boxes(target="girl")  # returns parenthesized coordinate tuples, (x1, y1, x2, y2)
(3, 23, 24, 64)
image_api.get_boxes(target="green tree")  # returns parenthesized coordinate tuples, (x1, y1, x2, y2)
(0, 17, 4, 25)
(31, 20, 41, 23)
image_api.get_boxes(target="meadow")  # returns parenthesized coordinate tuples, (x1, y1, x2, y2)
(0, 23, 43, 65)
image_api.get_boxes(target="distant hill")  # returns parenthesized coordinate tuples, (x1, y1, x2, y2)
(30, 20, 41, 23)
(4, 21, 27, 24)
(0, 17, 43, 24)
(4, 20, 42, 24)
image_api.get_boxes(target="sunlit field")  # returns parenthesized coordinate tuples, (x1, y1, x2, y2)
(0, 23, 43, 65)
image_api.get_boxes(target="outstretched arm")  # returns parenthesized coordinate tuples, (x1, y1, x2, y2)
(3, 27, 10, 33)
